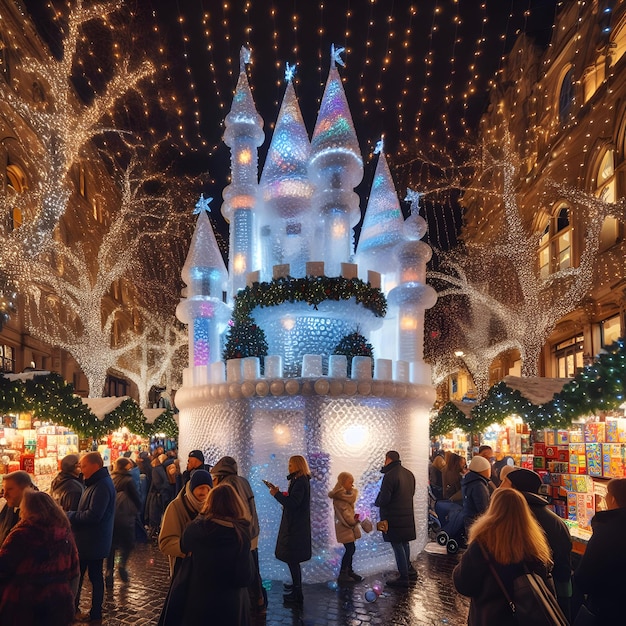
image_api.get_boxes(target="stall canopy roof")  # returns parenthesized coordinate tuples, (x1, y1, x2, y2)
(501, 376, 572, 405)
(82, 396, 130, 420)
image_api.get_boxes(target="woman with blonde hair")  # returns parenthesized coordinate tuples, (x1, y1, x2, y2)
(159, 483, 253, 626)
(453, 488, 557, 625)
(328, 471, 363, 584)
(0, 490, 79, 625)
(265, 454, 311, 606)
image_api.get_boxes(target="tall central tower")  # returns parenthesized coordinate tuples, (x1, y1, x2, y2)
(221, 47, 265, 298)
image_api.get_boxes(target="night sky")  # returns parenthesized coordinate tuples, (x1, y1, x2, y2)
(20, 0, 560, 270)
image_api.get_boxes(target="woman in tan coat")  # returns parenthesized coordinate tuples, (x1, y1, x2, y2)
(328, 472, 362, 584)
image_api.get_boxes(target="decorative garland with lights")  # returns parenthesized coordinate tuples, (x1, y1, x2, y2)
(231, 276, 387, 323)
(0, 373, 179, 440)
(431, 339, 626, 437)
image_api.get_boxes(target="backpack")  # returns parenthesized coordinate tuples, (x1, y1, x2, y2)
(480, 544, 569, 626)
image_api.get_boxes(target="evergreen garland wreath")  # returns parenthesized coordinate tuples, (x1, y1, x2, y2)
(332, 331, 374, 376)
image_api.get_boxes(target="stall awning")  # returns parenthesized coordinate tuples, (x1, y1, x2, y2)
(81, 396, 131, 420)
(502, 375, 572, 405)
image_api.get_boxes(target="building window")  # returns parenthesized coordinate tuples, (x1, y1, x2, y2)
(105, 375, 128, 397)
(538, 205, 572, 277)
(601, 315, 621, 347)
(78, 164, 87, 199)
(559, 67, 575, 124)
(0, 345, 14, 373)
(6, 163, 27, 230)
(596, 149, 620, 250)
(609, 13, 626, 66)
(555, 335, 584, 378)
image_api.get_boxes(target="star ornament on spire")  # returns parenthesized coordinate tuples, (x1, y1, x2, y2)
(239, 46, 251, 73)
(405, 188, 424, 214)
(285, 62, 296, 82)
(193, 194, 213, 215)
(374, 138, 384, 155)
(330, 44, 345, 68)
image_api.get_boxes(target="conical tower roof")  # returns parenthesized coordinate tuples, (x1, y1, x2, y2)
(356, 148, 405, 267)
(181, 209, 228, 294)
(310, 56, 361, 164)
(224, 47, 264, 146)
(260, 79, 312, 218)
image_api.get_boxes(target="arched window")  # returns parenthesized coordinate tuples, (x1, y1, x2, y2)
(596, 149, 620, 250)
(6, 163, 27, 231)
(559, 67, 575, 124)
(538, 204, 572, 278)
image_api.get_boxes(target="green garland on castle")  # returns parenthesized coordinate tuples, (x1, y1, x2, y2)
(0, 372, 178, 440)
(430, 339, 626, 437)
(232, 275, 387, 323)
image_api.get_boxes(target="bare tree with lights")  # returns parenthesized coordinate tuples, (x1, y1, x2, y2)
(23, 155, 172, 396)
(428, 130, 619, 386)
(0, 0, 153, 281)
(113, 311, 187, 408)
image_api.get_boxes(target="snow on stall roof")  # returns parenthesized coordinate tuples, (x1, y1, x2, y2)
(143, 408, 167, 424)
(502, 376, 572, 405)
(4, 370, 51, 381)
(82, 396, 130, 420)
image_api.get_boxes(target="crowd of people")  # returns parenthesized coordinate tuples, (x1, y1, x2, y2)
(429, 446, 626, 625)
(0, 441, 623, 625)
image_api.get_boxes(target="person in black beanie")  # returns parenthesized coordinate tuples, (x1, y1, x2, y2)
(504, 467, 572, 620)
(179, 450, 211, 493)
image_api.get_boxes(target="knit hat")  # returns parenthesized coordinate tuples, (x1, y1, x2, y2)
(190, 469, 213, 491)
(468, 455, 491, 473)
(212, 455, 238, 477)
(499, 465, 518, 483)
(61, 454, 80, 473)
(508, 468, 542, 494)
(188, 449, 205, 464)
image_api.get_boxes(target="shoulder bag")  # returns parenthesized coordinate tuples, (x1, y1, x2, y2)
(479, 544, 569, 626)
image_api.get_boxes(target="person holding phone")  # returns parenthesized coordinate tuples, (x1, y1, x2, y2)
(265, 455, 311, 606)
(328, 472, 363, 584)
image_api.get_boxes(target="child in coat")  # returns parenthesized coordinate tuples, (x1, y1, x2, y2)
(328, 472, 363, 583)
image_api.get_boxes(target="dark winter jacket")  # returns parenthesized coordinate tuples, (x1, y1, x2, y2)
(68, 466, 116, 561)
(574, 507, 626, 623)
(461, 471, 490, 528)
(50, 471, 84, 512)
(112, 470, 142, 531)
(0, 505, 20, 547)
(520, 491, 572, 589)
(374, 460, 416, 543)
(0, 519, 79, 626)
(166, 517, 253, 626)
(212, 457, 260, 546)
(274, 474, 311, 564)
(453, 539, 555, 626)
(146, 464, 171, 527)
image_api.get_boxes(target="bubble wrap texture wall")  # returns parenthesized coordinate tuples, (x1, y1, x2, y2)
(178, 393, 430, 584)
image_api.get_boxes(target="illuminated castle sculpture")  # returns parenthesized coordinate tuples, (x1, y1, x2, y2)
(175, 46, 437, 583)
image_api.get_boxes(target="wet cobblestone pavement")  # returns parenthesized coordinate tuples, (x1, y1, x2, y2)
(81, 542, 469, 625)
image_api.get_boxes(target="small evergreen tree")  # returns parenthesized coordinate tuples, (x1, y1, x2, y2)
(222, 318, 268, 360)
(332, 331, 374, 376)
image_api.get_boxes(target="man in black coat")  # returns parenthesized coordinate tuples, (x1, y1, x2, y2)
(179, 450, 212, 493)
(505, 467, 572, 620)
(374, 450, 417, 588)
(50, 454, 84, 512)
(69, 452, 116, 625)
(574, 477, 626, 623)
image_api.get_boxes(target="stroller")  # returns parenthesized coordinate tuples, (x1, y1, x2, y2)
(427, 484, 441, 538)
(433, 499, 466, 554)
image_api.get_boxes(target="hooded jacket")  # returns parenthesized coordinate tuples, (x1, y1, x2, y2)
(159, 481, 206, 576)
(574, 506, 626, 622)
(50, 471, 84, 513)
(211, 456, 260, 548)
(328, 484, 361, 544)
(374, 460, 416, 543)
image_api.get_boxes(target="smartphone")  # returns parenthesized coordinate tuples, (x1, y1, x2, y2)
(262, 479, 275, 489)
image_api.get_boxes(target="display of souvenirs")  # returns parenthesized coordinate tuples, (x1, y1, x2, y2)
(0, 416, 79, 493)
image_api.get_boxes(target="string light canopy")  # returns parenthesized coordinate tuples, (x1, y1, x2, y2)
(20, 0, 560, 252)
